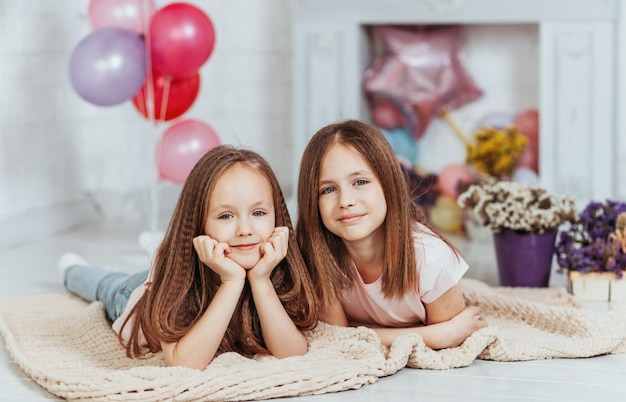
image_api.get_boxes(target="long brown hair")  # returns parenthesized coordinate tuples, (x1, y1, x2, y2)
(296, 119, 458, 309)
(121, 145, 318, 358)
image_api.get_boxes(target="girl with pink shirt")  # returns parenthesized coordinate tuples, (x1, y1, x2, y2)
(296, 119, 487, 349)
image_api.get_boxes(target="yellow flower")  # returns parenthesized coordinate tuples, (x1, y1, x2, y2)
(466, 125, 528, 179)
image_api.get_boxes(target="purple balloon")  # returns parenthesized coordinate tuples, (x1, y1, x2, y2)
(478, 111, 515, 129)
(69, 27, 147, 106)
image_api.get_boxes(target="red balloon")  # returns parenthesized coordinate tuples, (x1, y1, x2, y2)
(149, 3, 216, 78)
(363, 26, 483, 140)
(157, 119, 220, 185)
(132, 68, 200, 121)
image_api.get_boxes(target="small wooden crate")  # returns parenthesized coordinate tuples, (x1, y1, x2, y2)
(567, 270, 626, 302)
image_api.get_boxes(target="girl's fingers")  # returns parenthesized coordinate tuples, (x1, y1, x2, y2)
(214, 242, 230, 256)
(193, 235, 229, 262)
(268, 227, 288, 257)
(261, 241, 274, 256)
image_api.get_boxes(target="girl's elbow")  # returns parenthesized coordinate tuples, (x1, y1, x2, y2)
(274, 344, 308, 359)
(272, 336, 308, 358)
(163, 350, 215, 370)
(164, 357, 212, 370)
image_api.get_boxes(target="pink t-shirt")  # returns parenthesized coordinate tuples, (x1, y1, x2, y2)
(340, 226, 468, 327)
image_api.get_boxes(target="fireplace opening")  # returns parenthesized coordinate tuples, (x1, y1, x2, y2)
(360, 23, 539, 175)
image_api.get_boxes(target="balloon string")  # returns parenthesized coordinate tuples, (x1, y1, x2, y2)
(141, 0, 155, 124)
(159, 77, 172, 123)
(440, 110, 472, 147)
(136, 86, 147, 118)
(141, 0, 159, 237)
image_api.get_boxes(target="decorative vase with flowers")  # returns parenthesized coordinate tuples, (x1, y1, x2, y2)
(458, 181, 577, 287)
(555, 200, 626, 300)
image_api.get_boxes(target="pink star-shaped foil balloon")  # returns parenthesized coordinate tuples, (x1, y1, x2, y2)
(363, 25, 483, 140)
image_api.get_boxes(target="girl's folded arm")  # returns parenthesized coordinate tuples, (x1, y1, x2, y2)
(424, 283, 466, 325)
(160, 279, 245, 370)
(249, 277, 308, 358)
(321, 300, 349, 326)
(360, 285, 486, 349)
(364, 305, 485, 349)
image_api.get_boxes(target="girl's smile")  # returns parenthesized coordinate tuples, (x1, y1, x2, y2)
(337, 214, 365, 224)
(230, 243, 258, 251)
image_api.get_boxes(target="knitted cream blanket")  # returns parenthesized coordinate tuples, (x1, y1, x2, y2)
(1, 278, 625, 401)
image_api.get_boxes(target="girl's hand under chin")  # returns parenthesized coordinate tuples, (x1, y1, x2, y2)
(247, 226, 289, 282)
(193, 235, 246, 283)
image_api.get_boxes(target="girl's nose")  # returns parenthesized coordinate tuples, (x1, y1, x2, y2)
(339, 189, 356, 208)
(236, 217, 253, 236)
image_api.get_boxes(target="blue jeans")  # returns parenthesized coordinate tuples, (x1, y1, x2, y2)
(64, 266, 149, 322)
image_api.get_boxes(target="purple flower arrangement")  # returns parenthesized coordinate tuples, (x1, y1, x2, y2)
(556, 200, 626, 278)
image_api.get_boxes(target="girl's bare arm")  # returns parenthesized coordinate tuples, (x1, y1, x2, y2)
(320, 299, 349, 326)
(358, 284, 486, 349)
(160, 278, 245, 369)
(159, 236, 247, 370)
(249, 277, 308, 357)
(365, 306, 486, 349)
(248, 227, 308, 358)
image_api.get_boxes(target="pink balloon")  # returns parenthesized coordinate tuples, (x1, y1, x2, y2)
(438, 163, 474, 198)
(149, 3, 216, 78)
(370, 96, 404, 130)
(363, 26, 483, 140)
(515, 109, 540, 173)
(517, 142, 539, 173)
(515, 109, 539, 142)
(157, 119, 220, 185)
(88, 0, 156, 34)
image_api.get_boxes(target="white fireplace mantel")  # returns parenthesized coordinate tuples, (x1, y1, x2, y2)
(291, 0, 623, 204)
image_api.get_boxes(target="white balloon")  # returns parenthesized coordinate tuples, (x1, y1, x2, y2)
(512, 167, 539, 187)
(138, 230, 165, 259)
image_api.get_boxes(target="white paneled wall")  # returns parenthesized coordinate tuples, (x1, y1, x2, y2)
(0, 0, 294, 246)
(1, 0, 625, 248)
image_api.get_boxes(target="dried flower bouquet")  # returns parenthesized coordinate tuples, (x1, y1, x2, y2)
(457, 181, 577, 234)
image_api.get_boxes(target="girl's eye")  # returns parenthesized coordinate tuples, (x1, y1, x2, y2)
(354, 179, 369, 186)
(320, 186, 336, 195)
(218, 213, 234, 220)
(252, 210, 266, 217)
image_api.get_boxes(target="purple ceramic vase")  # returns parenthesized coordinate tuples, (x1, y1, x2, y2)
(492, 229, 558, 287)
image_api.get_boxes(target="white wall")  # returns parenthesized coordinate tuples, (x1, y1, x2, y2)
(615, 2, 626, 201)
(0, 0, 294, 246)
(0, 0, 624, 247)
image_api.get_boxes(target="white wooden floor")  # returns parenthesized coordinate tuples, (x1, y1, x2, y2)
(1, 220, 625, 401)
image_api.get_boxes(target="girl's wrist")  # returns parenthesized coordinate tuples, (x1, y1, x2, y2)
(247, 276, 273, 289)
(220, 276, 246, 289)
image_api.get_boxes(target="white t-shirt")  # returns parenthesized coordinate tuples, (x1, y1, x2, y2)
(340, 225, 468, 327)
